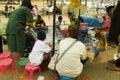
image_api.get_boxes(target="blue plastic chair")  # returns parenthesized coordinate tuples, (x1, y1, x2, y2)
(60, 76, 75, 80)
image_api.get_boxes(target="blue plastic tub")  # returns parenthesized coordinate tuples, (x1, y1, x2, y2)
(60, 76, 75, 80)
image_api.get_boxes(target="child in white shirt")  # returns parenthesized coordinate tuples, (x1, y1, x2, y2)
(29, 30, 51, 66)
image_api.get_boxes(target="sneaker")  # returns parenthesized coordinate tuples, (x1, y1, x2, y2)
(106, 65, 120, 71)
(37, 76, 44, 80)
(108, 59, 116, 64)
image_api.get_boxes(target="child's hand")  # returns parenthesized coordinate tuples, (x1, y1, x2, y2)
(24, 30, 29, 34)
(88, 52, 94, 62)
(24, 30, 32, 34)
(86, 46, 91, 51)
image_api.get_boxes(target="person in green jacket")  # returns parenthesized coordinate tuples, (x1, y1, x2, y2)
(6, 0, 34, 64)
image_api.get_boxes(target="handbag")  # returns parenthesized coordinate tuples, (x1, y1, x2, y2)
(48, 40, 77, 70)
(48, 53, 59, 70)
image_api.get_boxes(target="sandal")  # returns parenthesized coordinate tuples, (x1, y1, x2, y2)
(108, 43, 116, 48)
(108, 59, 116, 64)
(107, 65, 120, 71)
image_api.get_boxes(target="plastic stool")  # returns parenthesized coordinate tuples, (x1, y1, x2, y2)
(60, 76, 75, 80)
(24, 63, 41, 80)
(0, 52, 12, 59)
(0, 58, 15, 74)
(18, 58, 29, 72)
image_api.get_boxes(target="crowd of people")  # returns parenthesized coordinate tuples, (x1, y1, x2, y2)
(107, 1, 120, 71)
(0, 0, 120, 79)
(2, 5, 15, 17)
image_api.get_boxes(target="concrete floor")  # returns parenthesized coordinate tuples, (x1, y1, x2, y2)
(0, 1, 120, 80)
(1, 39, 120, 80)
(84, 47, 120, 80)
(1, 17, 120, 80)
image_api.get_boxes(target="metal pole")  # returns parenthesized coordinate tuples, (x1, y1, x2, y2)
(43, 0, 44, 8)
(52, 0, 56, 55)
(101, 0, 103, 8)
(79, 0, 81, 16)
(85, 0, 87, 6)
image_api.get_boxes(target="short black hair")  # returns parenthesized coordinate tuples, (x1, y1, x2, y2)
(106, 5, 115, 13)
(78, 16, 84, 22)
(58, 16, 62, 20)
(37, 15, 41, 20)
(68, 12, 72, 15)
(37, 30, 46, 41)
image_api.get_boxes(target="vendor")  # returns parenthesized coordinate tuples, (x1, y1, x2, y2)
(55, 16, 65, 30)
